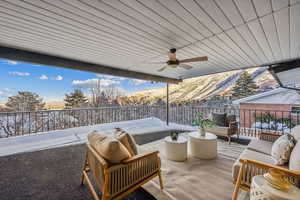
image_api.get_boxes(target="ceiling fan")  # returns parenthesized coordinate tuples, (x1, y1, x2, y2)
(145, 48, 208, 72)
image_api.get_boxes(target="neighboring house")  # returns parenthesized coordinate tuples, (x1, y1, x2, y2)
(233, 88, 300, 133)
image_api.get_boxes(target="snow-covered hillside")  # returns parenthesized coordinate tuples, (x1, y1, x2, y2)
(129, 68, 277, 103)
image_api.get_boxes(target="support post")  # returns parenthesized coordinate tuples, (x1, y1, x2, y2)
(166, 83, 169, 126)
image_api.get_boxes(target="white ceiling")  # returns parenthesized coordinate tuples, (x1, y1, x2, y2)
(0, 0, 300, 80)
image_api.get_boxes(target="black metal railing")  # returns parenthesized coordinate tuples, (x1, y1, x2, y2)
(0, 106, 164, 138)
(167, 106, 298, 137)
(0, 105, 298, 138)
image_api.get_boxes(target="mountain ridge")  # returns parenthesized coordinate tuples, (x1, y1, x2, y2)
(127, 68, 277, 104)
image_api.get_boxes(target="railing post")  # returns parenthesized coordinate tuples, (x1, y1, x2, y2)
(166, 83, 169, 126)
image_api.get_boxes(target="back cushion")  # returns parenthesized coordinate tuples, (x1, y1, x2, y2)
(226, 115, 236, 126)
(289, 142, 300, 171)
(114, 128, 138, 156)
(212, 113, 227, 127)
(88, 131, 131, 165)
(290, 125, 300, 142)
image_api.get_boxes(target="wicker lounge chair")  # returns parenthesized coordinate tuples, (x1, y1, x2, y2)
(206, 121, 238, 144)
(81, 144, 163, 200)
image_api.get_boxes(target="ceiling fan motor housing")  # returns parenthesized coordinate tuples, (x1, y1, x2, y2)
(167, 60, 179, 65)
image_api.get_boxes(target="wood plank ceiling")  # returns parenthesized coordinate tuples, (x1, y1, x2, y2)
(0, 0, 299, 81)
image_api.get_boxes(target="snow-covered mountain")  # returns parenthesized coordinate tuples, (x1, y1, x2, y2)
(128, 68, 277, 103)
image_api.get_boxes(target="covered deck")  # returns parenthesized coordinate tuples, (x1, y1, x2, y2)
(0, 118, 248, 200)
(1, 1, 300, 200)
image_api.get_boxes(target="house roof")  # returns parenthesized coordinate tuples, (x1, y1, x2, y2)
(233, 87, 300, 104)
(0, 1, 300, 82)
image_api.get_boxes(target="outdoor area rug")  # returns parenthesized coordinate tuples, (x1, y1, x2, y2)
(141, 135, 249, 200)
(0, 144, 156, 200)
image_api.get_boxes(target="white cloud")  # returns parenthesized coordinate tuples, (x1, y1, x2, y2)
(0, 89, 11, 97)
(39, 75, 49, 80)
(3, 88, 11, 92)
(7, 60, 18, 65)
(0, 88, 13, 98)
(39, 75, 63, 80)
(51, 75, 63, 81)
(129, 79, 148, 86)
(9, 71, 30, 76)
(72, 78, 120, 88)
(95, 74, 127, 81)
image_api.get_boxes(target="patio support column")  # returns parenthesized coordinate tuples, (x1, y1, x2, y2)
(166, 83, 169, 126)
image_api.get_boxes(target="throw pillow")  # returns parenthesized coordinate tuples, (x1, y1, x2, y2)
(271, 134, 295, 165)
(290, 125, 300, 142)
(289, 141, 300, 171)
(114, 128, 138, 156)
(88, 131, 131, 165)
(212, 113, 227, 127)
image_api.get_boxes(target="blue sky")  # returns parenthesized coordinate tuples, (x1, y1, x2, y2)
(0, 59, 165, 103)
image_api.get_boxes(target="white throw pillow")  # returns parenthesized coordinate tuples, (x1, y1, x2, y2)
(271, 134, 295, 165)
(290, 125, 300, 142)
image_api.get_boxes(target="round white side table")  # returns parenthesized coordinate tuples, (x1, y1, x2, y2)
(250, 175, 300, 200)
(188, 132, 217, 159)
(164, 136, 188, 162)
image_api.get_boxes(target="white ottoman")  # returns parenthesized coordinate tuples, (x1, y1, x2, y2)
(164, 136, 188, 162)
(189, 132, 217, 159)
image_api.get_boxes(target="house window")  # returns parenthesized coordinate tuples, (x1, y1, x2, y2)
(291, 106, 300, 113)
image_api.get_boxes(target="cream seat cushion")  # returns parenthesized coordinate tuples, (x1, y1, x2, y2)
(206, 126, 229, 136)
(232, 149, 277, 181)
(114, 128, 138, 156)
(247, 139, 273, 155)
(88, 131, 131, 165)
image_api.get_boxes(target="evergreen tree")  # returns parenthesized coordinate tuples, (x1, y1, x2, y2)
(5, 91, 45, 111)
(64, 89, 88, 108)
(232, 71, 259, 99)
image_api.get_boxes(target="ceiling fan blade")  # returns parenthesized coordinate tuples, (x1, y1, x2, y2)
(179, 64, 193, 70)
(179, 56, 208, 63)
(142, 61, 166, 64)
(157, 65, 168, 72)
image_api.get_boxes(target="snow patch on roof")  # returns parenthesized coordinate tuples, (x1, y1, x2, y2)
(233, 88, 300, 104)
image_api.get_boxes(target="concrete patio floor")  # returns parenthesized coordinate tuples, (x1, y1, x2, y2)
(0, 144, 156, 200)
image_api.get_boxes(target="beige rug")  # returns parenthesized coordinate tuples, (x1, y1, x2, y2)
(140, 135, 249, 200)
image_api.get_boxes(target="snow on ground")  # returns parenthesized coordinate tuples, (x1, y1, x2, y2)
(0, 116, 255, 157)
(0, 118, 196, 157)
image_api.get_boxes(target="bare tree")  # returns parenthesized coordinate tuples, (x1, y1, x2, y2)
(89, 78, 124, 107)
(89, 79, 102, 107)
